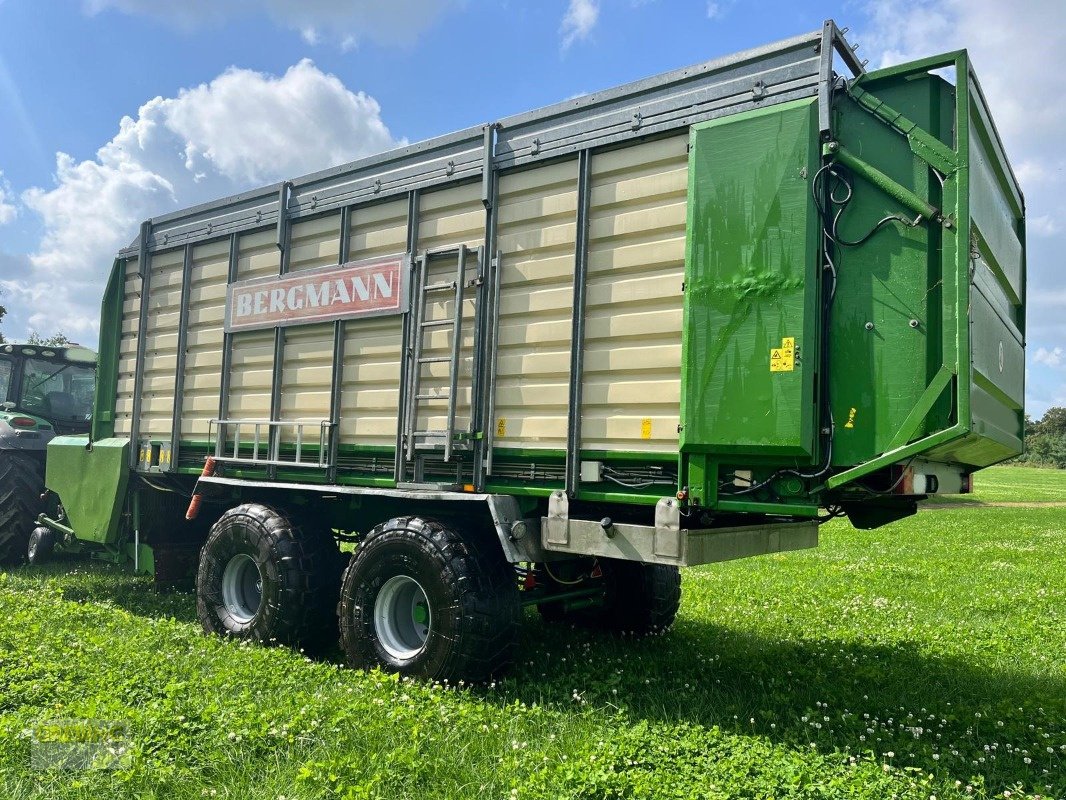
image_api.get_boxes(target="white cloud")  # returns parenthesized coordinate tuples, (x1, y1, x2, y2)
(6, 60, 400, 340)
(1033, 347, 1065, 368)
(706, 2, 721, 19)
(82, 0, 458, 47)
(1029, 214, 1061, 238)
(859, 0, 1066, 413)
(560, 0, 599, 50)
(0, 172, 16, 225)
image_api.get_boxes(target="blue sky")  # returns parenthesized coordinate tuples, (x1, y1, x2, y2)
(0, 0, 1063, 415)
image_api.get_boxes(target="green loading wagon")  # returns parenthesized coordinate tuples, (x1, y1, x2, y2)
(22, 21, 1024, 682)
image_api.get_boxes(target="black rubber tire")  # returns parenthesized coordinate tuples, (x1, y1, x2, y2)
(0, 452, 45, 567)
(338, 517, 521, 682)
(591, 559, 681, 635)
(196, 503, 344, 651)
(27, 526, 55, 565)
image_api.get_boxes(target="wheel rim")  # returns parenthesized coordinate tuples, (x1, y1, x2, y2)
(374, 575, 431, 660)
(221, 554, 263, 624)
(27, 535, 37, 561)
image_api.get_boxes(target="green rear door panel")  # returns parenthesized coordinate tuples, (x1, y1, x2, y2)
(681, 97, 821, 459)
(828, 75, 955, 466)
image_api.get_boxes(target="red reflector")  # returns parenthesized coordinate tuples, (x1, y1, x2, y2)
(10, 417, 36, 428)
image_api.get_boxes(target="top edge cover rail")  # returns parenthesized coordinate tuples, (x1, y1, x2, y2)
(119, 23, 860, 257)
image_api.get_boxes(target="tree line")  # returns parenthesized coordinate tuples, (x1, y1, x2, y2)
(1016, 409, 1066, 468)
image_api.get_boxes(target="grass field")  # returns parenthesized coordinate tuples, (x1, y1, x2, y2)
(0, 465, 1063, 799)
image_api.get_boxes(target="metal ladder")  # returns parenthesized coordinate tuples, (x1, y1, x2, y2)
(404, 246, 480, 469)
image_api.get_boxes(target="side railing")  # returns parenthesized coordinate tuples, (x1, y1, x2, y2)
(208, 419, 335, 469)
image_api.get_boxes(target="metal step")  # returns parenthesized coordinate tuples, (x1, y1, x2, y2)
(423, 281, 456, 293)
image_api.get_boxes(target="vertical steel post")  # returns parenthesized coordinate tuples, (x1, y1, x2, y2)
(169, 243, 194, 471)
(444, 247, 466, 462)
(217, 232, 240, 453)
(472, 124, 498, 490)
(269, 182, 292, 478)
(394, 190, 420, 483)
(817, 20, 835, 140)
(483, 250, 503, 478)
(565, 150, 593, 497)
(328, 206, 352, 482)
(128, 220, 152, 470)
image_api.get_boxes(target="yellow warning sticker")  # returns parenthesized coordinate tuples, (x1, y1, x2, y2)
(640, 418, 653, 439)
(770, 337, 796, 372)
(496, 418, 507, 437)
(844, 407, 857, 429)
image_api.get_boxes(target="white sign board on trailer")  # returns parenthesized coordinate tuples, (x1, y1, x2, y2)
(224, 255, 408, 333)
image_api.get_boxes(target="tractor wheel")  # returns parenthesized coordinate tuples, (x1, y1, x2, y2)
(0, 452, 45, 567)
(27, 526, 56, 565)
(196, 503, 344, 651)
(591, 559, 681, 635)
(338, 517, 521, 682)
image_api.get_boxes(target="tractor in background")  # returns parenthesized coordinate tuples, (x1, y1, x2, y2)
(0, 342, 96, 565)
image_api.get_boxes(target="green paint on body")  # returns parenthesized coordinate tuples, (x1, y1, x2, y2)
(681, 98, 821, 460)
(45, 437, 130, 545)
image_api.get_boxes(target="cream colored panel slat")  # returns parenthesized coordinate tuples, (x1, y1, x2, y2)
(181, 238, 230, 440)
(491, 159, 578, 450)
(279, 323, 334, 443)
(138, 247, 185, 438)
(417, 181, 484, 252)
(339, 315, 403, 448)
(114, 257, 141, 436)
(227, 329, 276, 420)
(237, 228, 280, 280)
(580, 135, 687, 453)
(350, 198, 408, 261)
(289, 213, 341, 272)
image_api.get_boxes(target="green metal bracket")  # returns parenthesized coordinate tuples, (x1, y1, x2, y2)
(715, 499, 821, 517)
(36, 514, 76, 538)
(825, 423, 966, 489)
(846, 83, 959, 176)
(885, 366, 955, 451)
(826, 142, 944, 224)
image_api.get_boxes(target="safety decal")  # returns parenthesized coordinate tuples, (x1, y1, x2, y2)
(770, 337, 796, 372)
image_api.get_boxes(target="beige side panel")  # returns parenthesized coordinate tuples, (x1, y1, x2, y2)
(137, 247, 185, 438)
(181, 238, 229, 440)
(228, 230, 280, 419)
(492, 160, 578, 449)
(289, 213, 341, 272)
(279, 214, 342, 441)
(236, 228, 280, 280)
(412, 183, 484, 437)
(114, 258, 141, 436)
(227, 330, 275, 419)
(582, 135, 687, 452)
(279, 323, 333, 437)
(338, 199, 408, 449)
(340, 316, 403, 447)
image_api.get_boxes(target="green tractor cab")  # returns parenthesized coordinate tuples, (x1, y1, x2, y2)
(0, 343, 97, 565)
